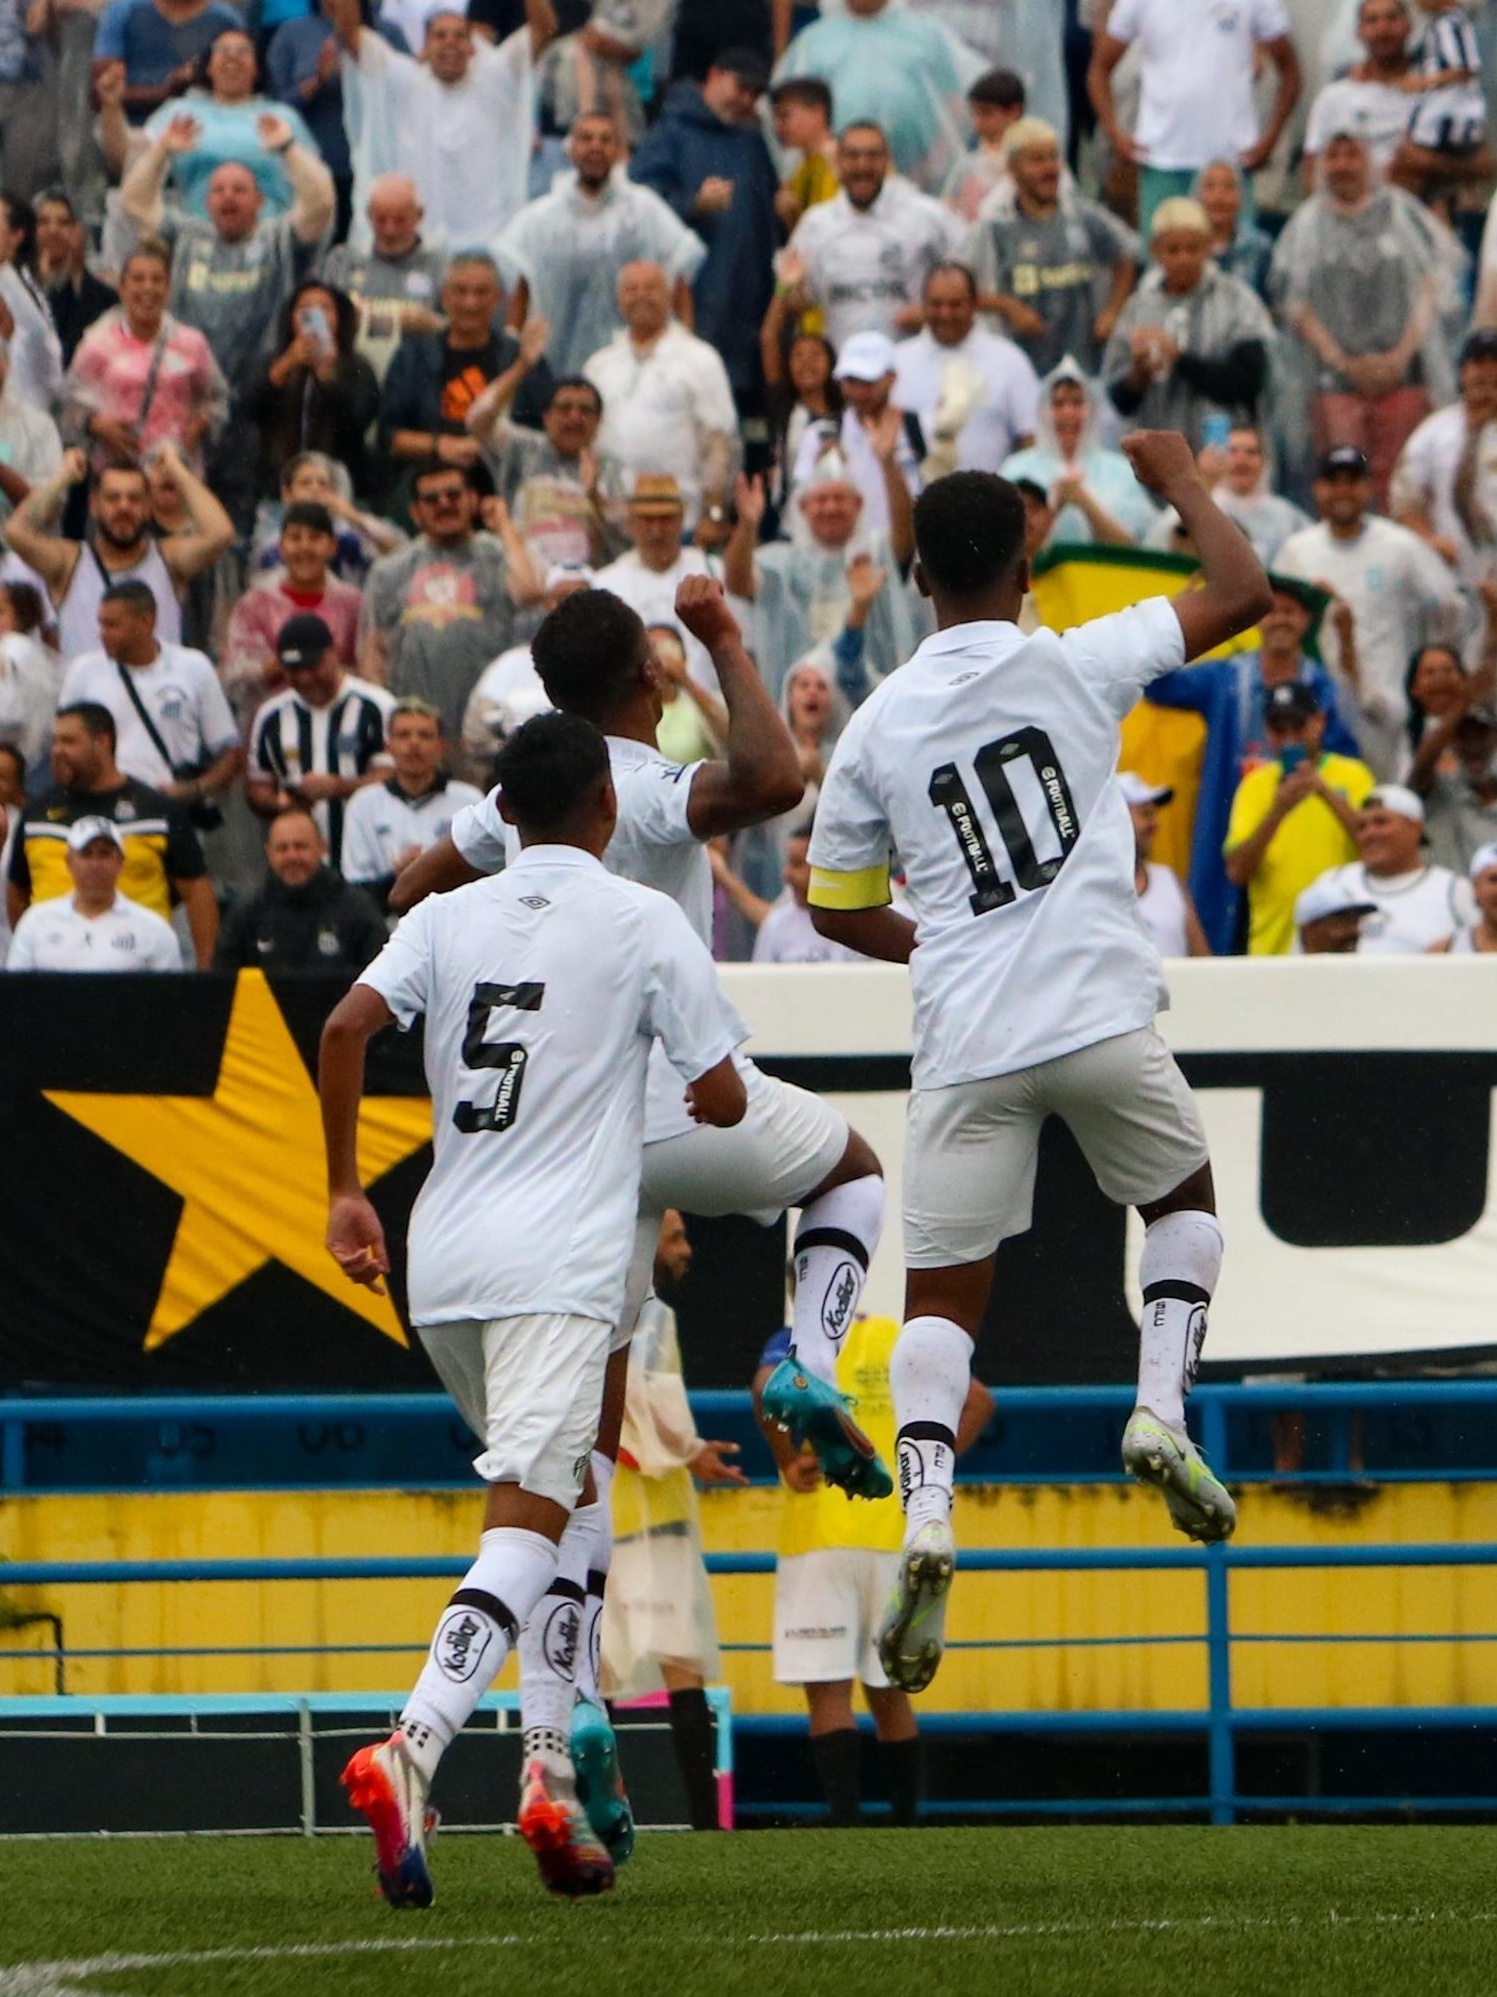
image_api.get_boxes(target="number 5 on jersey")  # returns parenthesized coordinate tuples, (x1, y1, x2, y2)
(453, 980, 544, 1133)
(929, 727, 1080, 916)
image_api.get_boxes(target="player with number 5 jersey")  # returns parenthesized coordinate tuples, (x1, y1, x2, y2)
(807, 436, 1275, 1694)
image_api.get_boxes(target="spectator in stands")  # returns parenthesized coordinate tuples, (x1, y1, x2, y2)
(585, 261, 738, 528)
(320, 175, 446, 382)
(1088, 0, 1300, 236)
(892, 262, 1040, 477)
(532, 0, 672, 153)
(1392, 329, 1497, 589)
(378, 254, 554, 504)
(725, 457, 913, 700)
(250, 449, 404, 586)
(762, 329, 839, 532)
(134, 27, 321, 217)
(1194, 160, 1273, 298)
(58, 577, 240, 808)
(247, 280, 379, 501)
(0, 583, 58, 771)
(248, 612, 394, 872)
(62, 243, 228, 476)
(1294, 873, 1379, 953)
(1403, 637, 1492, 787)
(593, 474, 722, 690)
(459, 565, 591, 773)
(35, 191, 117, 369)
(726, 828, 863, 964)
(361, 461, 533, 745)
(496, 111, 705, 381)
(1148, 580, 1364, 954)
(1001, 360, 1158, 548)
(0, 739, 23, 963)
(783, 123, 960, 352)
(1208, 426, 1309, 567)
(792, 342, 919, 545)
(1269, 128, 1456, 509)
(770, 76, 840, 234)
(1435, 840, 1497, 952)
(467, 373, 626, 582)
(651, 620, 727, 765)
(630, 50, 778, 405)
(0, 334, 62, 512)
(1122, 772, 1210, 956)
(1275, 445, 1466, 779)
(7, 444, 233, 659)
(0, 7, 56, 202)
(1310, 782, 1473, 952)
(266, 0, 352, 240)
(330, 0, 556, 258)
(942, 66, 1026, 224)
(775, 0, 971, 192)
(0, 194, 63, 413)
(1225, 680, 1377, 956)
(340, 696, 482, 912)
(7, 814, 182, 971)
(1303, 0, 1415, 187)
(7, 701, 217, 964)
(970, 117, 1138, 378)
(1102, 197, 1275, 451)
(213, 803, 387, 970)
(222, 500, 363, 730)
(1423, 704, 1497, 872)
(90, 0, 243, 137)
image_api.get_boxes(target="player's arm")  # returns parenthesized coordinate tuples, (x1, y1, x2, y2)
(5, 448, 85, 598)
(806, 722, 914, 960)
(319, 980, 397, 1291)
(387, 831, 484, 914)
(675, 577, 806, 838)
(684, 1054, 747, 1128)
(1121, 431, 1272, 661)
(810, 900, 916, 962)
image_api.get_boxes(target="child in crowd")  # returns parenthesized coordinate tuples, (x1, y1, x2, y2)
(942, 68, 1027, 224)
(1394, 0, 1489, 205)
(771, 78, 840, 234)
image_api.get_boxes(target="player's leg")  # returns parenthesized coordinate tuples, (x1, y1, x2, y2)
(804, 1680, 863, 1826)
(864, 1686, 922, 1827)
(1047, 1028, 1232, 1543)
(878, 1074, 1041, 1691)
(660, 1663, 721, 1831)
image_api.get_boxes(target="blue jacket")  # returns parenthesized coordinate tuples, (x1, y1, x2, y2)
(1146, 653, 1361, 955)
(630, 81, 777, 395)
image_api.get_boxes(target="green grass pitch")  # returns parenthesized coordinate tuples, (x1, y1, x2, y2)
(4, 1827, 1496, 1997)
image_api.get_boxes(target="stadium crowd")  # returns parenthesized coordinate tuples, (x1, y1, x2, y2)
(3, 0, 1497, 969)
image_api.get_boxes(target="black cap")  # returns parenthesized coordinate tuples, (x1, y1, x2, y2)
(1265, 680, 1320, 722)
(276, 611, 334, 668)
(714, 45, 771, 93)
(1317, 445, 1369, 479)
(1461, 329, 1497, 367)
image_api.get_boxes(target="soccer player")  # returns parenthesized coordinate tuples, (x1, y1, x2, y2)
(806, 435, 1272, 1693)
(319, 711, 748, 1906)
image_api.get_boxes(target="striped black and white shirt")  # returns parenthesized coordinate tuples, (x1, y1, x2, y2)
(249, 675, 396, 870)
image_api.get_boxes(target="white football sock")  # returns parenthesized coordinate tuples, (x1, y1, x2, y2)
(789, 1175, 886, 1386)
(890, 1315, 972, 1535)
(401, 1525, 557, 1784)
(1135, 1210, 1225, 1430)
(578, 1449, 614, 1706)
(518, 1498, 596, 1756)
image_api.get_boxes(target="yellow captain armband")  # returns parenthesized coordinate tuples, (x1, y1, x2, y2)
(807, 862, 892, 911)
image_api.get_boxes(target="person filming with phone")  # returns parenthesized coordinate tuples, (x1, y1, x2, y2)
(1224, 680, 1376, 955)
(248, 281, 379, 504)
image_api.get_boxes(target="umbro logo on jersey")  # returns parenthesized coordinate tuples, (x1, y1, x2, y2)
(519, 894, 550, 909)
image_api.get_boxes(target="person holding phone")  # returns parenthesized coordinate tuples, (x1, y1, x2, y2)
(1223, 679, 1376, 954)
(247, 279, 379, 500)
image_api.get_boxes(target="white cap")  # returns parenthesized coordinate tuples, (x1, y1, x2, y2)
(1469, 840, 1497, 879)
(1365, 783, 1425, 826)
(1294, 875, 1378, 931)
(66, 814, 124, 854)
(543, 562, 595, 594)
(833, 331, 897, 383)
(1118, 772, 1174, 808)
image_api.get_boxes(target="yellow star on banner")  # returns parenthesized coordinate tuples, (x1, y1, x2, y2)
(44, 969, 432, 1351)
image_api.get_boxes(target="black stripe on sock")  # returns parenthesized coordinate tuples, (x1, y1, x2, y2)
(545, 1578, 586, 1606)
(585, 1570, 608, 1598)
(792, 1225, 870, 1272)
(449, 1587, 518, 1642)
(1142, 1280, 1212, 1307)
(897, 1420, 956, 1445)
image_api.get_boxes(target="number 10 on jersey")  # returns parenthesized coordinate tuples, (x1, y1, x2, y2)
(929, 727, 1080, 916)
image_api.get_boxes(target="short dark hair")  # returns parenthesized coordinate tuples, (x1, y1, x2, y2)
(838, 119, 888, 148)
(914, 473, 1028, 597)
(57, 701, 117, 750)
(495, 711, 610, 834)
(0, 740, 25, 787)
(35, 185, 75, 219)
(283, 500, 336, 537)
(545, 374, 603, 418)
(969, 67, 1025, 111)
(771, 77, 833, 120)
(924, 260, 978, 301)
(0, 580, 44, 635)
(100, 579, 157, 618)
(411, 456, 478, 496)
(532, 588, 649, 723)
(1012, 477, 1050, 509)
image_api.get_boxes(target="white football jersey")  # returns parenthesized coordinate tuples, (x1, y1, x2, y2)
(1320, 860, 1475, 955)
(808, 599, 1186, 1089)
(6, 891, 182, 971)
(450, 735, 728, 1142)
(361, 844, 745, 1329)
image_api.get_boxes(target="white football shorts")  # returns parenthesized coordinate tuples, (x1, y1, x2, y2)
(773, 1547, 903, 1687)
(418, 1311, 611, 1507)
(904, 1025, 1210, 1268)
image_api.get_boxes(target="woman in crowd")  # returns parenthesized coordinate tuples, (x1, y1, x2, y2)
(247, 282, 379, 502)
(0, 582, 59, 773)
(651, 624, 727, 767)
(761, 321, 841, 536)
(141, 29, 321, 219)
(1002, 358, 1158, 547)
(1405, 640, 1497, 787)
(63, 244, 228, 474)
(0, 194, 62, 414)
